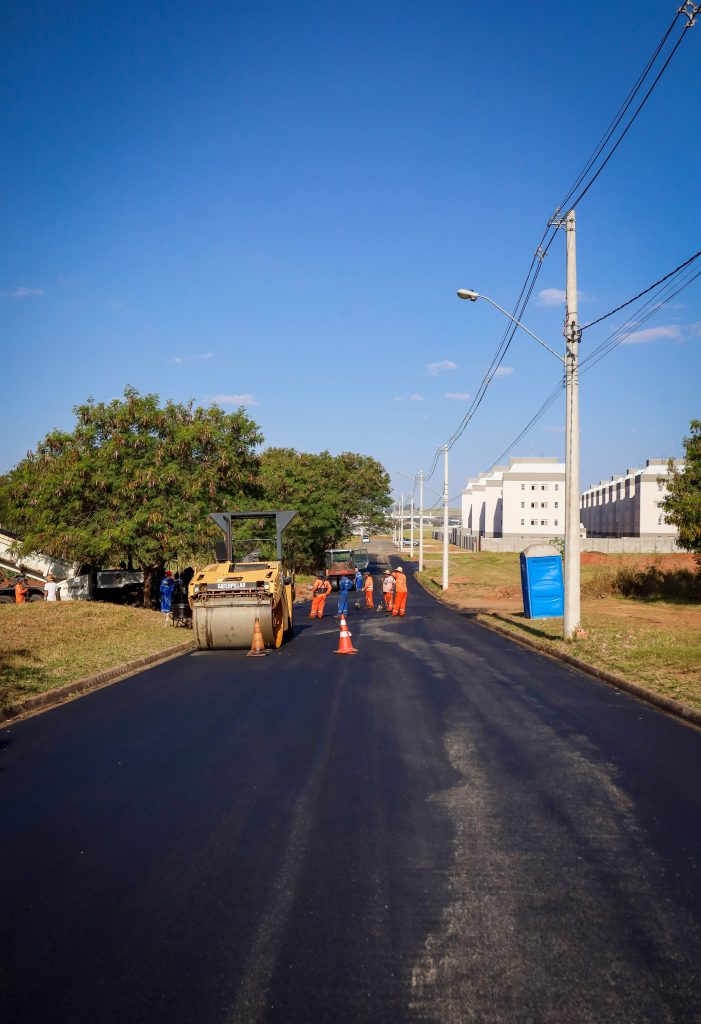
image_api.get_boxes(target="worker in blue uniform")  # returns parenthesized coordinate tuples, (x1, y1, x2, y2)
(336, 574, 354, 618)
(160, 570, 175, 625)
(354, 566, 364, 609)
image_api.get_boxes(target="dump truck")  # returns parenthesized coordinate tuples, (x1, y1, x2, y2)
(323, 547, 369, 589)
(189, 510, 297, 650)
(324, 549, 355, 590)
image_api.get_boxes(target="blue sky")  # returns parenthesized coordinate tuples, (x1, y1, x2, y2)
(3, 0, 700, 506)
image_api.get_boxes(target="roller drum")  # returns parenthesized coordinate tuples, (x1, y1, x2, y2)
(192, 598, 275, 650)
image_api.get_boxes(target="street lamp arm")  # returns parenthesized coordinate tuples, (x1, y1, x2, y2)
(457, 290, 564, 364)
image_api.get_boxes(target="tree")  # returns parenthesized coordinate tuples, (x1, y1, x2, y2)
(259, 448, 391, 571)
(660, 419, 701, 556)
(0, 387, 263, 605)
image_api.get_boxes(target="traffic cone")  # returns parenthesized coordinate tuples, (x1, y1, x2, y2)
(335, 613, 358, 655)
(247, 616, 268, 657)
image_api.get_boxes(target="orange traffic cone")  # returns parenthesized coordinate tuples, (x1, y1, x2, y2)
(247, 616, 268, 657)
(335, 613, 358, 655)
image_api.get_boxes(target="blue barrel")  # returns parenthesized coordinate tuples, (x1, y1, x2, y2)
(520, 543, 564, 619)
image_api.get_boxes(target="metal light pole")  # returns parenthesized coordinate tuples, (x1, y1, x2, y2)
(400, 492, 404, 551)
(442, 444, 449, 591)
(410, 492, 415, 556)
(418, 469, 424, 571)
(457, 211, 581, 638)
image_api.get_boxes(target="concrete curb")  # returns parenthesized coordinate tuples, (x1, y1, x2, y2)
(413, 573, 701, 730)
(1, 639, 196, 724)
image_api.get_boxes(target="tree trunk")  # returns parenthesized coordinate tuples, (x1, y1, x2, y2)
(142, 564, 163, 609)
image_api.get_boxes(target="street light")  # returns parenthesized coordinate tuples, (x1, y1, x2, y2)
(457, 213, 581, 641)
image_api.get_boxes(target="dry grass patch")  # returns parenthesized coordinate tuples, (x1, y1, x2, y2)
(0, 603, 189, 711)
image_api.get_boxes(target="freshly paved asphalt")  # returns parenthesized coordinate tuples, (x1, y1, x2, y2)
(2, 540, 701, 1024)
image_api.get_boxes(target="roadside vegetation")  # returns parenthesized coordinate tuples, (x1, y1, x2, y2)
(417, 545, 701, 711)
(0, 603, 189, 712)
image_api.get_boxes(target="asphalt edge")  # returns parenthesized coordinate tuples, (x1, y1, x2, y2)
(1, 638, 196, 725)
(413, 572, 701, 730)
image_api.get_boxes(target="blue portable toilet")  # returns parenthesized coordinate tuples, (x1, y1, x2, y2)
(520, 543, 564, 619)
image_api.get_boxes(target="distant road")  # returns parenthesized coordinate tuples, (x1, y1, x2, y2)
(2, 542, 700, 1023)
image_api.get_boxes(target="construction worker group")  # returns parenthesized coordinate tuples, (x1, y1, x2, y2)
(309, 566, 407, 620)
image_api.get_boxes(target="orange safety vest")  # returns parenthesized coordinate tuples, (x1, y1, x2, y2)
(392, 572, 407, 593)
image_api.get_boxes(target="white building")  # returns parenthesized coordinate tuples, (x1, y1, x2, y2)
(580, 459, 682, 539)
(462, 457, 565, 539)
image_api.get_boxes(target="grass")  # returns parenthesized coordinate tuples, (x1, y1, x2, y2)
(417, 551, 701, 711)
(0, 602, 190, 712)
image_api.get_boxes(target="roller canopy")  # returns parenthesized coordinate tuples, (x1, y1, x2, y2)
(210, 510, 298, 560)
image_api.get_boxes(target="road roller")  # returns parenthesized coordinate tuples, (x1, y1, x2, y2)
(189, 510, 297, 650)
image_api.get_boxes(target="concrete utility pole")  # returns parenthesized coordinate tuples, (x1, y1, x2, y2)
(442, 445, 449, 591)
(564, 208, 581, 640)
(418, 469, 424, 571)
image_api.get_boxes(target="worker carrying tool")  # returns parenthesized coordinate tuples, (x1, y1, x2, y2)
(354, 567, 363, 609)
(336, 573, 354, 618)
(160, 570, 175, 625)
(391, 566, 407, 617)
(381, 569, 395, 614)
(363, 572, 374, 609)
(310, 574, 332, 619)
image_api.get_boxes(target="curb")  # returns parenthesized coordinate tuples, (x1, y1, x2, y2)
(413, 573, 701, 730)
(1, 639, 196, 725)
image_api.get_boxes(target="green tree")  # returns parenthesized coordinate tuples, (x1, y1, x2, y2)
(259, 448, 391, 571)
(660, 419, 701, 556)
(0, 387, 263, 604)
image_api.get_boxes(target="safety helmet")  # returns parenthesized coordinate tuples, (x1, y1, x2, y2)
(395, 567, 404, 573)
(383, 569, 391, 575)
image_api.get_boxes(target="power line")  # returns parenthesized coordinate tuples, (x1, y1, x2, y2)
(581, 250, 701, 330)
(420, 3, 697, 480)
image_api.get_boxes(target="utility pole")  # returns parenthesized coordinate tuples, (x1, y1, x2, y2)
(564, 208, 581, 640)
(418, 469, 424, 571)
(442, 445, 449, 591)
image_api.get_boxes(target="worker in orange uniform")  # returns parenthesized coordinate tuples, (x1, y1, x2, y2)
(363, 572, 374, 609)
(310, 574, 332, 619)
(391, 566, 408, 617)
(14, 576, 29, 603)
(381, 570, 395, 614)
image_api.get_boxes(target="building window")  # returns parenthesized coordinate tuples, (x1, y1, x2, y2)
(658, 515, 664, 526)
(520, 501, 525, 508)
(554, 519, 559, 526)
(541, 484, 547, 491)
(531, 484, 536, 491)
(541, 502, 547, 508)
(554, 501, 559, 509)
(520, 519, 524, 526)
(555, 484, 559, 491)
(521, 483, 525, 491)
(541, 520, 547, 526)
(531, 520, 537, 526)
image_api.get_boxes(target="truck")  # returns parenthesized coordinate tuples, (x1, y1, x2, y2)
(324, 548, 369, 589)
(0, 577, 45, 603)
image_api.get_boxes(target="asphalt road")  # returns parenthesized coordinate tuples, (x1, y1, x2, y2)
(2, 541, 701, 1024)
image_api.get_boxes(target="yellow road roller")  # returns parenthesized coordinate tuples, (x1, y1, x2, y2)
(189, 510, 297, 650)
